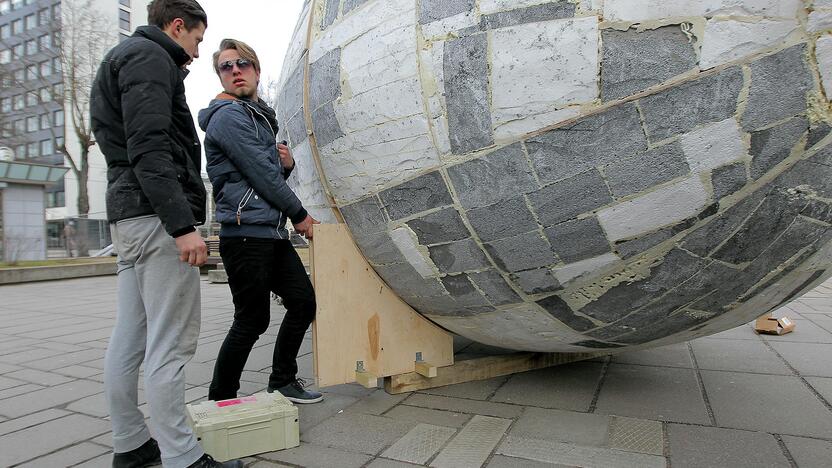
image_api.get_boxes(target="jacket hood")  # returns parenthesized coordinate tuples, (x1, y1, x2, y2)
(198, 94, 236, 131)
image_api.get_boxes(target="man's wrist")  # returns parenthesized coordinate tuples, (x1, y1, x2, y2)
(290, 208, 309, 225)
(171, 225, 196, 238)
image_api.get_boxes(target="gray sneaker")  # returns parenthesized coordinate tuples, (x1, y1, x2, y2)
(270, 378, 324, 404)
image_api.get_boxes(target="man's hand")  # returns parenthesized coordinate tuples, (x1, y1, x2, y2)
(294, 215, 320, 239)
(175, 231, 208, 266)
(278, 141, 294, 170)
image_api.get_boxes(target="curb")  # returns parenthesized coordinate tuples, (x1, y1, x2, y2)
(0, 261, 117, 285)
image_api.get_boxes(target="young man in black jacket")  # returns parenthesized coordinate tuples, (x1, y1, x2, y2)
(91, 1, 242, 467)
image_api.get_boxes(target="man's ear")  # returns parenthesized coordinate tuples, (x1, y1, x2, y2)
(168, 18, 185, 37)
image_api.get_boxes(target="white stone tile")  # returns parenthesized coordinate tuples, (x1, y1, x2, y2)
(286, 138, 338, 224)
(493, 106, 582, 143)
(331, 115, 432, 153)
(597, 177, 709, 241)
(553, 253, 621, 285)
(603, 0, 803, 22)
(421, 10, 478, 39)
(335, 77, 425, 133)
(391, 227, 436, 277)
(809, 9, 832, 33)
(680, 118, 747, 173)
(700, 18, 799, 69)
(816, 35, 832, 98)
(341, 17, 415, 73)
(480, 0, 553, 15)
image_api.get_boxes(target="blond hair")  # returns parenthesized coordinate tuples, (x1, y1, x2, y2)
(212, 38, 261, 75)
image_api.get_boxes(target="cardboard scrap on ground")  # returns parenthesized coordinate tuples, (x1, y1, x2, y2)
(754, 313, 796, 335)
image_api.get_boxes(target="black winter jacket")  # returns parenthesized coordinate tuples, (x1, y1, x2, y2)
(90, 25, 206, 237)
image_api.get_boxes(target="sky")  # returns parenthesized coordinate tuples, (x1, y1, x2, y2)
(183, 0, 305, 135)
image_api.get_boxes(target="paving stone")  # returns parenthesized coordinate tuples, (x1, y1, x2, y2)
(806, 377, 832, 405)
(0, 408, 69, 436)
(486, 454, 565, 468)
(406, 208, 471, 245)
(528, 170, 613, 227)
(382, 423, 457, 464)
(808, 122, 831, 149)
(711, 161, 748, 200)
(420, 376, 508, 401)
(701, 370, 832, 438)
(510, 407, 610, 447)
(750, 116, 809, 180)
(17, 442, 110, 468)
(0, 413, 110, 466)
(430, 415, 511, 468)
(613, 342, 693, 369)
(601, 25, 698, 101)
(690, 338, 791, 374)
(380, 172, 454, 220)
(311, 101, 345, 147)
(261, 442, 372, 468)
(429, 239, 491, 274)
(384, 405, 472, 428)
(4, 368, 74, 386)
(0, 378, 103, 418)
(321, 0, 339, 29)
(480, 1, 576, 30)
(511, 268, 561, 295)
(526, 104, 647, 184)
(491, 362, 604, 411)
(74, 453, 111, 468)
(742, 44, 813, 131)
(781, 435, 832, 468)
(403, 393, 522, 419)
(448, 143, 538, 209)
(341, 195, 389, 235)
(497, 436, 666, 468)
(605, 141, 691, 198)
(0, 383, 44, 400)
(345, 389, 408, 415)
(666, 424, 789, 468)
(536, 295, 597, 332)
(468, 270, 522, 306)
(420, 0, 474, 23)
(768, 342, 832, 377)
(465, 197, 539, 243)
(444, 33, 493, 154)
(368, 459, 423, 468)
(302, 413, 416, 455)
(309, 48, 341, 111)
(640, 66, 744, 141)
(608, 416, 664, 456)
(544, 216, 611, 264)
(595, 364, 710, 424)
(296, 391, 360, 433)
(441, 274, 491, 309)
(484, 231, 557, 273)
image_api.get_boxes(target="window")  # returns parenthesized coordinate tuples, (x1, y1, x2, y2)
(40, 138, 52, 156)
(14, 119, 24, 134)
(39, 60, 50, 77)
(26, 63, 36, 79)
(46, 190, 64, 208)
(53, 109, 63, 126)
(0, 49, 10, 64)
(51, 82, 61, 99)
(39, 113, 49, 129)
(0, 1, 10, 14)
(13, 94, 23, 110)
(14, 144, 25, 157)
(24, 14, 36, 31)
(26, 90, 37, 106)
(11, 19, 22, 34)
(52, 30, 60, 47)
(52, 57, 61, 74)
(38, 8, 48, 26)
(25, 39, 37, 56)
(11, 0, 22, 9)
(40, 86, 51, 102)
(119, 9, 131, 31)
(1, 73, 10, 86)
(13, 68, 23, 82)
(13, 43, 23, 58)
(26, 115, 37, 132)
(51, 4, 60, 20)
(0, 24, 9, 39)
(54, 135, 63, 148)
(1, 121, 11, 137)
(38, 34, 49, 50)
(27, 141, 38, 157)
(0, 97, 9, 112)
(119, 0, 131, 7)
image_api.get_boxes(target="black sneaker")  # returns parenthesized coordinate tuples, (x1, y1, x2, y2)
(187, 453, 244, 468)
(112, 438, 161, 468)
(269, 378, 324, 404)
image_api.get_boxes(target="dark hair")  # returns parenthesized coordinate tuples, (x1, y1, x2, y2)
(213, 39, 261, 75)
(147, 0, 207, 30)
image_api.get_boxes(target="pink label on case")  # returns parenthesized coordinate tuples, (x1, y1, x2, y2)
(216, 396, 257, 407)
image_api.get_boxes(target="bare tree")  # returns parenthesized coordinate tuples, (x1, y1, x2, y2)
(257, 78, 279, 110)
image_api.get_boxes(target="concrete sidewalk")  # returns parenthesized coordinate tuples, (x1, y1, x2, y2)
(0, 276, 831, 467)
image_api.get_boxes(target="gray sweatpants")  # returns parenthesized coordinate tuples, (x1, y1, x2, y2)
(105, 215, 204, 467)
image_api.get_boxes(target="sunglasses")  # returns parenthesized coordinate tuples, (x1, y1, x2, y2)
(218, 58, 253, 73)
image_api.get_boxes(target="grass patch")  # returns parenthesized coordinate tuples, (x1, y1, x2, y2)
(0, 257, 116, 269)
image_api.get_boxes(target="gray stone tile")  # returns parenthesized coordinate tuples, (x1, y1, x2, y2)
(297, 391, 360, 433)
(368, 459, 423, 468)
(781, 435, 832, 468)
(278, 61, 305, 123)
(384, 405, 472, 428)
(0, 379, 102, 418)
(469, 270, 522, 306)
(382, 423, 457, 465)
(497, 436, 666, 468)
(420, 376, 508, 400)
(484, 231, 557, 273)
(604, 141, 690, 198)
(380, 172, 454, 220)
(613, 342, 693, 369)
(640, 66, 744, 141)
(0, 408, 70, 436)
(701, 370, 832, 438)
(768, 342, 832, 377)
(510, 407, 610, 447)
(285, 110, 308, 147)
(544, 216, 611, 263)
(596, 364, 710, 424)
(429, 239, 491, 274)
(354, 231, 405, 266)
(749, 116, 809, 180)
(690, 338, 791, 374)
(608, 416, 664, 456)
(342, 0, 369, 15)
(481, 2, 575, 29)
(344, 389, 408, 416)
(311, 101, 345, 147)
(321, 0, 339, 29)
(406, 208, 471, 245)
(444, 33, 493, 154)
(0, 383, 44, 400)
(536, 295, 597, 332)
(309, 47, 341, 111)
(403, 393, 523, 419)
(466, 197, 539, 242)
(420, 0, 474, 23)
(17, 442, 110, 468)
(511, 268, 561, 295)
(447, 143, 538, 209)
(527, 104, 647, 184)
(528, 169, 613, 227)
(666, 424, 789, 468)
(261, 442, 372, 468)
(302, 413, 416, 455)
(601, 25, 698, 101)
(682, 190, 765, 257)
(0, 413, 110, 466)
(486, 454, 569, 468)
(711, 161, 748, 200)
(431, 415, 511, 468)
(742, 44, 813, 131)
(340, 195, 389, 235)
(491, 362, 604, 411)
(441, 274, 491, 309)
(806, 377, 832, 404)
(4, 368, 74, 386)
(808, 122, 831, 149)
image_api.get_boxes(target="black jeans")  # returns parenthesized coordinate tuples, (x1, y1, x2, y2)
(208, 237, 316, 401)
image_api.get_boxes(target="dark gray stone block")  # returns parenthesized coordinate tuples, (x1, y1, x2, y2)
(803, 199, 832, 224)
(406, 208, 471, 245)
(311, 102, 345, 147)
(808, 123, 831, 149)
(749, 116, 808, 179)
(484, 231, 557, 272)
(742, 44, 813, 131)
(682, 190, 766, 257)
(640, 66, 743, 141)
(379, 172, 453, 220)
(309, 48, 342, 111)
(774, 147, 832, 199)
(604, 141, 690, 197)
(527, 104, 647, 184)
(444, 33, 494, 154)
(341, 196, 388, 235)
(447, 143, 538, 209)
(528, 169, 613, 227)
(544, 217, 611, 263)
(511, 268, 561, 295)
(342, 0, 369, 15)
(321, 0, 339, 29)
(428, 238, 491, 273)
(353, 231, 406, 266)
(278, 62, 305, 122)
(402, 294, 454, 315)
(480, 2, 576, 30)
(374, 263, 448, 298)
(469, 270, 522, 306)
(614, 218, 696, 259)
(285, 109, 308, 147)
(536, 295, 596, 332)
(667, 423, 791, 467)
(466, 197, 539, 242)
(420, 0, 474, 23)
(711, 161, 747, 200)
(440, 274, 491, 308)
(601, 25, 698, 101)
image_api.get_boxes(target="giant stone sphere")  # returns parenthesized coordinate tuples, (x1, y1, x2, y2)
(276, 0, 832, 352)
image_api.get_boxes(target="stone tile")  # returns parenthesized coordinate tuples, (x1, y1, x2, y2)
(0, 408, 70, 436)
(481, 1, 575, 30)
(608, 416, 664, 456)
(420, 0, 474, 23)
(320, 0, 339, 29)
(261, 442, 372, 468)
(341, 196, 389, 235)
(309, 47, 341, 111)
(447, 143, 537, 209)
(444, 33, 493, 154)
(807, 377, 832, 404)
(74, 453, 112, 468)
(701, 370, 832, 438)
(382, 423, 457, 465)
(491, 362, 604, 411)
(486, 454, 566, 468)
(690, 338, 791, 374)
(344, 389, 408, 416)
(536, 295, 596, 332)
(613, 343, 693, 369)
(0, 379, 103, 418)
(613, 220, 692, 259)
(403, 393, 523, 419)
(781, 435, 832, 468)
(342, 0, 370, 15)
(431, 415, 511, 468)
(640, 66, 744, 141)
(384, 405, 472, 428)
(510, 407, 610, 447)
(742, 44, 813, 131)
(468, 270, 522, 306)
(711, 161, 748, 200)
(681, 117, 748, 174)
(420, 376, 508, 401)
(406, 208, 471, 245)
(596, 364, 710, 424)
(497, 436, 666, 468)
(297, 391, 360, 433)
(666, 424, 789, 468)
(4, 368, 74, 386)
(544, 216, 611, 263)
(17, 442, 110, 468)
(808, 122, 831, 149)
(379, 172, 453, 221)
(511, 268, 561, 295)
(528, 169, 613, 227)
(0, 383, 44, 400)
(302, 413, 416, 455)
(429, 239, 491, 274)
(368, 459, 423, 468)
(749, 116, 809, 180)
(0, 413, 110, 466)
(311, 101, 345, 147)
(353, 231, 404, 266)
(768, 342, 832, 377)
(484, 231, 557, 273)
(601, 25, 698, 101)
(465, 197, 539, 242)
(526, 104, 647, 184)
(441, 274, 491, 309)
(682, 190, 765, 257)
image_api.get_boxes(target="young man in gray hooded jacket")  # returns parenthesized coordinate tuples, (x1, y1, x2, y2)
(199, 38, 322, 404)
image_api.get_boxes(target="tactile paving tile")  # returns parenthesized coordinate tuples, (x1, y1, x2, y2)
(608, 416, 664, 455)
(497, 436, 667, 468)
(430, 415, 511, 468)
(381, 423, 457, 464)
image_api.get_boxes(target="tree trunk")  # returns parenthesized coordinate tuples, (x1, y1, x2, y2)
(74, 146, 90, 257)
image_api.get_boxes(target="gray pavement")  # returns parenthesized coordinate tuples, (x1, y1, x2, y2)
(1, 275, 831, 467)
